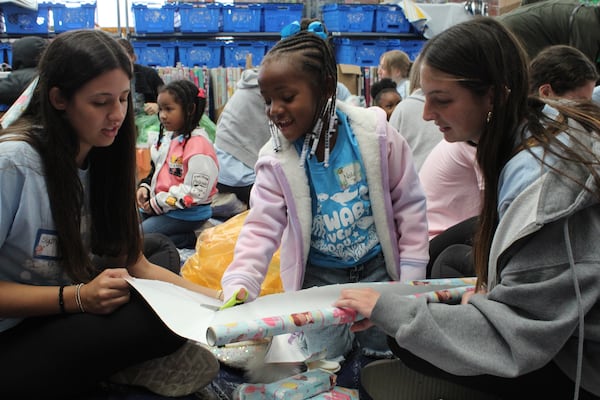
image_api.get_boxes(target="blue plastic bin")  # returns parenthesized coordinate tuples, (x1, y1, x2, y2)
(2, 3, 50, 34)
(178, 3, 221, 33)
(222, 4, 262, 32)
(177, 41, 222, 68)
(322, 4, 375, 33)
(262, 3, 303, 32)
(264, 40, 278, 55)
(387, 39, 427, 61)
(334, 38, 387, 67)
(52, 2, 96, 33)
(132, 3, 175, 34)
(374, 4, 410, 33)
(223, 41, 266, 67)
(133, 41, 176, 67)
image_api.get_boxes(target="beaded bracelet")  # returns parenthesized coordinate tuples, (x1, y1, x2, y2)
(75, 283, 86, 313)
(58, 285, 66, 314)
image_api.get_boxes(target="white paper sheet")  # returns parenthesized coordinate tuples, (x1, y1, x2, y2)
(126, 278, 460, 345)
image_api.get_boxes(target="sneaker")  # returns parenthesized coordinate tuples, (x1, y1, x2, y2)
(110, 340, 220, 397)
(361, 359, 501, 400)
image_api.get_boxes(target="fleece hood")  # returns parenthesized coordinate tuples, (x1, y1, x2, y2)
(235, 68, 258, 90)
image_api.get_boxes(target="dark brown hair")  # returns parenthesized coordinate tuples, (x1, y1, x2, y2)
(0, 30, 140, 282)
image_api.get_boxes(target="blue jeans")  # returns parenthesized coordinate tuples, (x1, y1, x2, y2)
(140, 214, 204, 249)
(300, 252, 393, 360)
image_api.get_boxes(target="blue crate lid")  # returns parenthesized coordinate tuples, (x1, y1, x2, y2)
(262, 3, 303, 33)
(178, 3, 222, 33)
(52, 2, 96, 33)
(3, 3, 51, 34)
(132, 3, 176, 34)
(177, 41, 222, 68)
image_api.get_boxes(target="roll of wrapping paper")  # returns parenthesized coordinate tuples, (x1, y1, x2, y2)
(309, 387, 359, 400)
(233, 369, 336, 400)
(207, 278, 476, 347)
(207, 306, 357, 347)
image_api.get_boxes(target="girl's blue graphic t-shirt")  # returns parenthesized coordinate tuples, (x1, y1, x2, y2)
(296, 110, 381, 268)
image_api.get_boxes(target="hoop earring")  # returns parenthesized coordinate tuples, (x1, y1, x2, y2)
(486, 111, 492, 123)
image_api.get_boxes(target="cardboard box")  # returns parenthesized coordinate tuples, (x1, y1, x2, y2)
(337, 64, 362, 95)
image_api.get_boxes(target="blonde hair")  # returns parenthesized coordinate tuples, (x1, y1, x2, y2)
(380, 50, 411, 80)
(407, 55, 422, 96)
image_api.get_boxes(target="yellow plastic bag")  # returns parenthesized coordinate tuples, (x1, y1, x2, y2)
(181, 210, 283, 296)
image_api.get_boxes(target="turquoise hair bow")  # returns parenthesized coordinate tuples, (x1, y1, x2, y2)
(280, 20, 328, 40)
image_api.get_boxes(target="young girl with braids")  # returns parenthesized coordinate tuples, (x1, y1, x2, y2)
(137, 79, 219, 249)
(220, 28, 429, 361)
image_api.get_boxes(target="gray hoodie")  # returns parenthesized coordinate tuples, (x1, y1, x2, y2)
(215, 68, 268, 170)
(372, 121, 600, 396)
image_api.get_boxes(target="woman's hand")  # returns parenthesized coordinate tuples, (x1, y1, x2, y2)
(335, 288, 380, 332)
(136, 187, 149, 209)
(144, 102, 159, 115)
(460, 287, 486, 304)
(79, 268, 132, 314)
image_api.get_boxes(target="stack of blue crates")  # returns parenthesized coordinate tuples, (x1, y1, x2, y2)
(325, 4, 421, 67)
(130, 3, 307, 68)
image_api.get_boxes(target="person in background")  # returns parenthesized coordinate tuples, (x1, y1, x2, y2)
(370, 78, 401, 120)
(429, 43, 599, 280)
(336, 18, 600, 399)
(389, 55, 442, 171)
(220, 28, 429, 363)
(0, 29, 219, 399)
(117, 38, 164, 116)
(529, 44, 599, 102)
(498, 0, 600, 71)
(378, 49, 412, 100)
(0, 36, 47, 106)
(214, 67, 268, 210)
(137, 79, 219, 249)
(420, 140, 482, 278)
